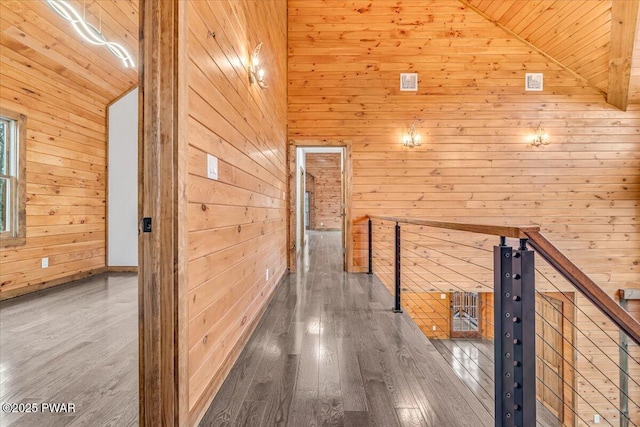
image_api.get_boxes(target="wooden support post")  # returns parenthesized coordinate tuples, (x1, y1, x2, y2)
(607, 0, 640, 111)
(138, 0, 189, 425)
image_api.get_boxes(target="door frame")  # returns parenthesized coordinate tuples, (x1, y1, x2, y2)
(450, 291, 482, 339)
(138, 0, 189, 425)
(288, 140, 353, 272)
(298, 165, 306, 249)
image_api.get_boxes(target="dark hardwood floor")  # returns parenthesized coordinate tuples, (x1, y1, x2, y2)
(431, 340, 561, 427)
(3, 232, 544, 427)
(0, 273, 138, 427)
(199, 231, 493, 427)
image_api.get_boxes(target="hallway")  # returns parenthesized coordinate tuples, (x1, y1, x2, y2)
(199, 231, 492, 426)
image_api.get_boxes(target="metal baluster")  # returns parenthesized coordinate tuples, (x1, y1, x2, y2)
(368, 218, 373, 275)
(393, 222, 403, 313)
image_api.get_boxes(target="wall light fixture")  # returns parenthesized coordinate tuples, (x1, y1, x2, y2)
(530, 123, 550, 146)
(403, 122, 422, 147)
(248, 42, 267, 89)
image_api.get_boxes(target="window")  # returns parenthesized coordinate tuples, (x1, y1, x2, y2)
(0, 108, 26, 247)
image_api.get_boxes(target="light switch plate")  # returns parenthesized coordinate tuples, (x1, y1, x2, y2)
(207, 154, 218, 180)
(41, 257, 49, 268)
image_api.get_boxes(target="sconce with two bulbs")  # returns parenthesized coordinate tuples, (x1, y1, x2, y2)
(403, 122, 422, 147)
(529, 122, 550, 146)
(248, 42, 268, 89)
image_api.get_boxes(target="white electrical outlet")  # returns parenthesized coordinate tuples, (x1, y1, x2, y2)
(266, 268, 269, 281)
(432, 325, 437, 331)
(594, 414, 601, 423)
(441, 293, 446, 299)
(41, 257, 49, 268)
(207, 154, 218, 180)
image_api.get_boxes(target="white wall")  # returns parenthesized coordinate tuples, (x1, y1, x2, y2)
(107, 88, 138, 267)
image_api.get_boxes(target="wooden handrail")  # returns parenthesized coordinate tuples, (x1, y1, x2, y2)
(367, 215, 540, 239)
(525, 230, 640, 346)
(368, 215, 640, 346)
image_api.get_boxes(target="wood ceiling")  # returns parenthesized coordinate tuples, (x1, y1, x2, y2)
(463, 0, 640, 108)
(1, 0, 139, 104)
(1, 1, 638, 108)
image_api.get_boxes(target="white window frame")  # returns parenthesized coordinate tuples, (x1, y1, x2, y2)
(0, 108, 26, 247)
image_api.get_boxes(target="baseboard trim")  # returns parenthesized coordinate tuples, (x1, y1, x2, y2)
(107, 266, 139, 273)
(188, 270, 288, 426)
(0, 267, 108, 301)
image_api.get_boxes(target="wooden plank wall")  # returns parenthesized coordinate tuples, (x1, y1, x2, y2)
(186, 0, 288, 423)
(480, 292, 494, 340)
(465, 0, 613, 93)
(304, 153, 341, 230)
(404, 292, 451, 339)
(288, 1, 640, 425)
(0, 0, 138, 299)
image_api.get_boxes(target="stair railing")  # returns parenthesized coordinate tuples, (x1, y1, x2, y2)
(367, 215, 640, 427)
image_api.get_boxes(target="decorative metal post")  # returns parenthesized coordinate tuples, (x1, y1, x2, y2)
(368, 218, 373, 275)
(393, 222, 403, 313)
(494, 237, 536, 426)
(494, 237, 513, 427)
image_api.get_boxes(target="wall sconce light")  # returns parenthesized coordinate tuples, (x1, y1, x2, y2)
(529, 122, 550, 146)
(46, 0, 134, 68)
(403, 122, 421, 147)
(248, 42, 268, 89)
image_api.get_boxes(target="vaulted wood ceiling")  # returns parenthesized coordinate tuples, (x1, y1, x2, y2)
(1, 0, 638, 108)
(1, 0, 139, 104)
(463, 0, 640, 108)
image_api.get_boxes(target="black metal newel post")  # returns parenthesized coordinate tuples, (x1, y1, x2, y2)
(513, 238, 536, 427)
(368, 218, 373, 275)
(494, 236, 513, 427)
(393, 222, 403, 313)
(494, 237, 536, 427)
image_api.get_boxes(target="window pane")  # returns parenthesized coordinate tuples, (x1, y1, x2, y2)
(0, 120, 6, 176)
(0, 178, 7, 233)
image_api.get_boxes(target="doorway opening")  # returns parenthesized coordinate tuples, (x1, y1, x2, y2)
(450, 291, 481, 339)
(292, 146, 349, 271)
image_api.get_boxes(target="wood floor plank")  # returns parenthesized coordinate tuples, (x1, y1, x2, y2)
(431, 340, 562, 427)
(0, 273, 138, 427)
(201, 231, 492, 426)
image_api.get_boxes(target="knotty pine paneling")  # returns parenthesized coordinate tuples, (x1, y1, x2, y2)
(288, 1, 640, 425)
(186, 0, 287, 422)
(465, 0, 612, 93)
(305, 153, 341, 230)
(405, 292, 452, 339)
(0, 0, 139, 299)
